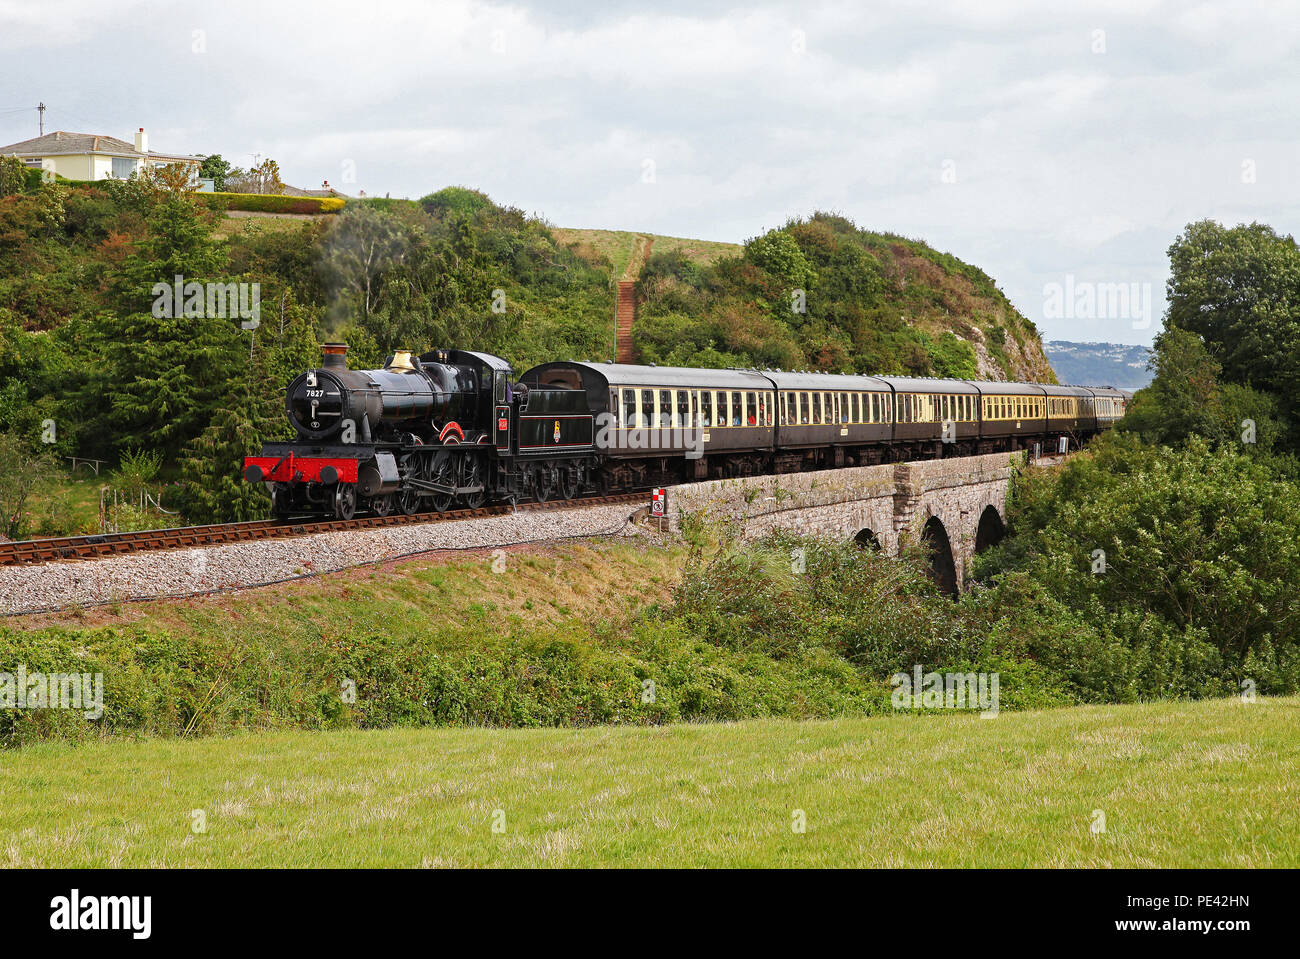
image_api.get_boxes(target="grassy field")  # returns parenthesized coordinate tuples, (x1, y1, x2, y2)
(552, 227, 740, 279)
(2, 696, 1294, 867)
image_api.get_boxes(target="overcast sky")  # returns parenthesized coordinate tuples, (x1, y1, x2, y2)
(3, 0, 1298, 346)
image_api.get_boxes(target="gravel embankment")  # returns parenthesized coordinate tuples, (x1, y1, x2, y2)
(1, 502, 652, 616)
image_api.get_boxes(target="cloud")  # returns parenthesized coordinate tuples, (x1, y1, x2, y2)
(3, 0, 1300, 345)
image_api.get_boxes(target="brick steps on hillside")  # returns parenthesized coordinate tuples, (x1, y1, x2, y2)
(615, 280, 636, 363)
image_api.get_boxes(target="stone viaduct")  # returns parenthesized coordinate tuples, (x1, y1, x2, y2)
(662, 451, 1029, 594)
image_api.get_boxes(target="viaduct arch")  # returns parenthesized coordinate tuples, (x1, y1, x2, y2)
(665, 451, 1021, 593)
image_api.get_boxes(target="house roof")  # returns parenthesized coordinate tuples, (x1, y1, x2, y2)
(0, 130, 200, 162)
(281, 183, 351, 199)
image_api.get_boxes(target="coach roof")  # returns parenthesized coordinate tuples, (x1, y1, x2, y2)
(876, 376, 980, 394)
(766, 370, 892, 391)
(962, 379, 1049, 396)
(527, 361, 774, 390)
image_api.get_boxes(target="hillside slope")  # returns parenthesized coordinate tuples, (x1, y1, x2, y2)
(555, 217, 1054, 382)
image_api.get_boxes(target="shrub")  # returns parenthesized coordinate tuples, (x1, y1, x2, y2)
(196, 192, 345, 215)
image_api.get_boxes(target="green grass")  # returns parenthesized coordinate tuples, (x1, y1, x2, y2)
(17, 468, 182, 539)
(2, 696, 1294, 867)
(553, 228, 740, 279)
(11, 541, 684, 637)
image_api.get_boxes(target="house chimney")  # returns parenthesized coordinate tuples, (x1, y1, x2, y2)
(134, 127, 148, 154)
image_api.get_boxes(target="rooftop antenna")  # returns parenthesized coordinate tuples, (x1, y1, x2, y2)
(37, 102, 45, 135)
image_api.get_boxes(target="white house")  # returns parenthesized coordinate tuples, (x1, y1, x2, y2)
(0, 128, 202, 182)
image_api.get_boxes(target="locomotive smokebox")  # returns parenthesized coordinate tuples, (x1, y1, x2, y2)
(322, 342, 348, 369)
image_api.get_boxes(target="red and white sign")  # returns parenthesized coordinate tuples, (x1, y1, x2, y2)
(651, 488, 666, 517)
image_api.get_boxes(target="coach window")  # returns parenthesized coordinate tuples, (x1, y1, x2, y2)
(811, 392, 822, 425)
(727, 391, 739, 426)
(622, 389, 636, 428)
(743, 391, 756, 426)
(700, 390, 713, 429)
(638, 389, 652, 429)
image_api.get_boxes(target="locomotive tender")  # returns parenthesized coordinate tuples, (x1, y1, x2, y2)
(243, 343, 1131, 519)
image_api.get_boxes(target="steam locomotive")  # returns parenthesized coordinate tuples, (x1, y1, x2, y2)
(243, 343, 1131, 519)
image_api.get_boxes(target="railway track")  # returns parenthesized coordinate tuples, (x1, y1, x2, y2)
(0, 492, 649, 568)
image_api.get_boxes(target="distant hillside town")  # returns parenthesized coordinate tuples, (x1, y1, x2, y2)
(1044, 341, 1152, 389)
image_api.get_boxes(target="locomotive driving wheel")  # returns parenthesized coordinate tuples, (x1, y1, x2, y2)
(399, 453, 424, 515)
(459, 455, 486, 509)
(430, 451, 457, 512)
(334, 483, 357, 521)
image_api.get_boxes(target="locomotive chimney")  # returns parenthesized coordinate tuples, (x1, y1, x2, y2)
(322, 342, 348, 369)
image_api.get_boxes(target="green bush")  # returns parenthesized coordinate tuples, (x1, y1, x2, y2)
(197, 192, 345, 215)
